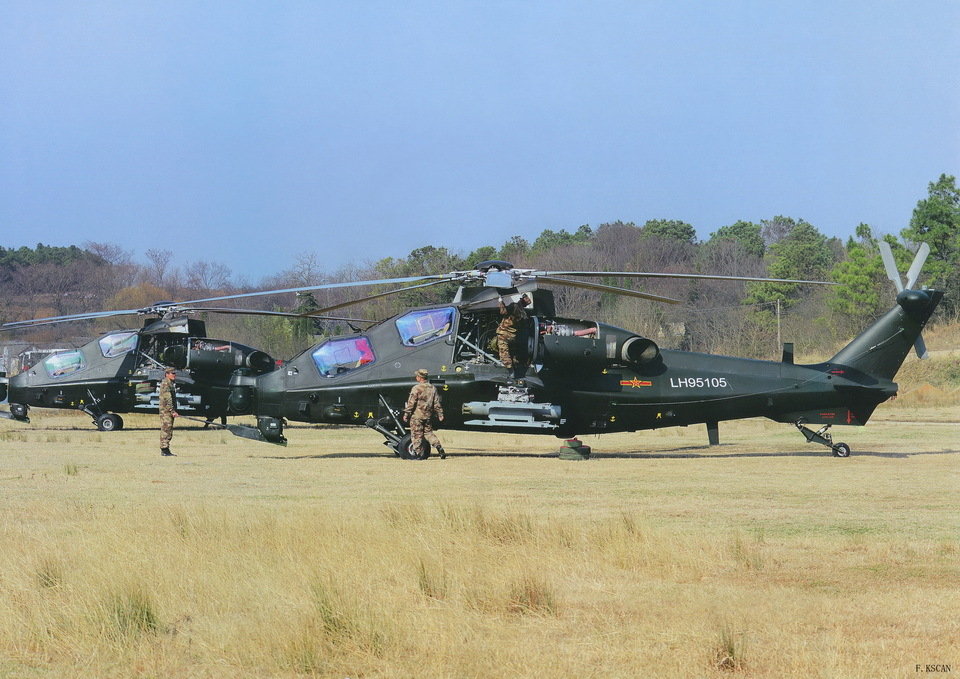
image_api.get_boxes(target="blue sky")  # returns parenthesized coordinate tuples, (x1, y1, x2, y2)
(1, 1, 958, 284)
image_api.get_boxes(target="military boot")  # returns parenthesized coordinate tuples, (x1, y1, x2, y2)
(437, 445, 447, 459)
(161, 447, 175, 456)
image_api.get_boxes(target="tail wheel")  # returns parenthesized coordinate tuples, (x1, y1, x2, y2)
(96, 413, 123, 431)
(832, 442, 850, 458)
(395, 434, 431, 460)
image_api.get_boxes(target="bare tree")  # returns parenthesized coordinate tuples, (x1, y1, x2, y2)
(9, 261, 92, 316)
(184, 260, 232, 294)
(145, 248, 174, 287)
(84, 241, 138, 296)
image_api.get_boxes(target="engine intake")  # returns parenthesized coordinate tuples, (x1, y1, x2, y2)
(620, 336, 660, 364)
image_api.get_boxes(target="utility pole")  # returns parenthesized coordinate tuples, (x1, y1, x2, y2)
(776, 298, 781, 352)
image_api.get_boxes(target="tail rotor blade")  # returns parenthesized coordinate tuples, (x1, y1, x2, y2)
(904, 242, 930, 290)
(914, 335, 929, 360)
(877, 241, 903, 292)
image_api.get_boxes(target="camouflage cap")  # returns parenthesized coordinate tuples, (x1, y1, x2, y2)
(415, 369, 429, 379)
(164, 367, 177, 375)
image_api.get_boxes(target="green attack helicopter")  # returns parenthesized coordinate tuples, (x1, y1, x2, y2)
(1, 243, 940, 458)
(0, 302, 360, 431)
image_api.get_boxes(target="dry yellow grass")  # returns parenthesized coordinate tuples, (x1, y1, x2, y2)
(1, 408, 958, 678)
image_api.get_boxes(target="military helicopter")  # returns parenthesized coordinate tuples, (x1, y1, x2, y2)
(2, 246, 939, 457)
(0, 301, 364, 431)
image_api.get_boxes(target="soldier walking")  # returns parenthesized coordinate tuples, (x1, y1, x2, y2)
(496, 293, 531, 380)
(402, 369, 446, 459)
(159, 367, 178, 456)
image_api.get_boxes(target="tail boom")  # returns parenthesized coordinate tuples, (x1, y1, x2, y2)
(828, 289, 943, 382)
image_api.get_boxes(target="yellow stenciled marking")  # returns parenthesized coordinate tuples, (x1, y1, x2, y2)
(656, 412, 662, 419)
(353, 411, 360, 419)
(609, 415, 616, 422)
(441, 365, 447, 372)
(443, 384, 449, 391)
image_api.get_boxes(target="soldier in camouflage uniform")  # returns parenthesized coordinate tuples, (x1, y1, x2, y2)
(402, 368, 446, 459)
(159, 367, 178, 456)
(496, 293, 530, 379)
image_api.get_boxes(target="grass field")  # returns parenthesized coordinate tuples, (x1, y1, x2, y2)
(1, 407, 958, 678)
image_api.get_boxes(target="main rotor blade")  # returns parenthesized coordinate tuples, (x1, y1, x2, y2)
(185, 307, 375, 324)
(877, 241, 904, 292)
(904, 242, 930, 290)
(1, 308, 141, 331)
(178, 274, 457, 306)
(1, 275, 460, 330)
(300, 279, 457, 315)
(535, 276, 681, 304)
(534, 270, 839, 285)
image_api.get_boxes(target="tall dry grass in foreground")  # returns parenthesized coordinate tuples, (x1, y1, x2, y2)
(0, 410, 958, 678)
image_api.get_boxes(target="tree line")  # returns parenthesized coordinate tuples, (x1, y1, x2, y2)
(1, 174, 957, 360)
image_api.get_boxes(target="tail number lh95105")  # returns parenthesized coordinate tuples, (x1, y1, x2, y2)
(669, 377, 729, 389)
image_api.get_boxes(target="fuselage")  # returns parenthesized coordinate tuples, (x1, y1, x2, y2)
(250, 301, 900, 438)
(6, 327, 274, 421)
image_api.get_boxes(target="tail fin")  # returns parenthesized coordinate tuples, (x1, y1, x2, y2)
(829, 289, 943, 380)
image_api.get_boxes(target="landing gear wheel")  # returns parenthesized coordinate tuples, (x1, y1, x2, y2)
(395, 434, 431, 460)
(96, 413, 123, 432)
(832, 442, 850, 458)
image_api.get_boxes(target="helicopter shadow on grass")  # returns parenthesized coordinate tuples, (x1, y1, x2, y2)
(21, 425, 231, 433)
(258, 444, 960, 461)
(538, 446, 960, 460)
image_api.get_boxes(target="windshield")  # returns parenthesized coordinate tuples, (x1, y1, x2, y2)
(44, 350, 86, 378)
(311, 337, 375, 377)
(395, 307, 455, 346)
(98, 331, 139, 358)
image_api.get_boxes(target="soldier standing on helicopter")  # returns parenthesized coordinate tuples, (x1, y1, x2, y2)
(159, 367, 178, 456)
(496, 293, 531, 380)
(403, 369, 446, 459)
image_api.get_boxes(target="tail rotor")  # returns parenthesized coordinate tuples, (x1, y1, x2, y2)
(878, 241, 930, 359)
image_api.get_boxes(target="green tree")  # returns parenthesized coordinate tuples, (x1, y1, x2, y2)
(464, 245, 498, 268)
(640, 219, 697, 244)
(759, 215, 799, 246)
(291, 291, 320, 347)
(529, 225, 592, 254)
(374, 246, 463, 308)
(746, 219, 834, 307)
(498, 236, 530, 263)
(0, 243, 105, 283)
(900, 173, 960, 309)
(827, 224, 887, 320)
(708, 220, 764, 259)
